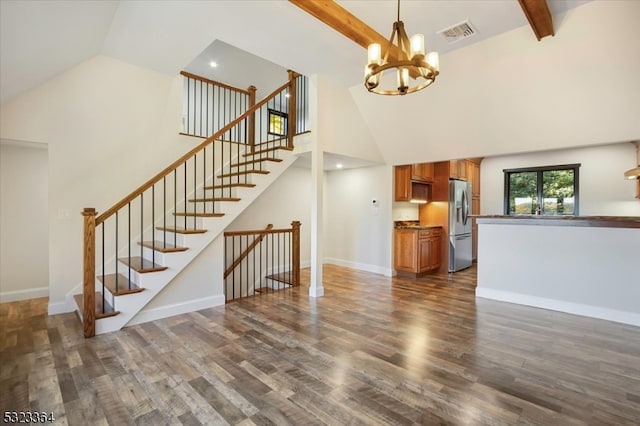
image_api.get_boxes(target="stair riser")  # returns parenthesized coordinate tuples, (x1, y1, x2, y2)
(139, 246, 171, 265)
(166, 217, 203, 229)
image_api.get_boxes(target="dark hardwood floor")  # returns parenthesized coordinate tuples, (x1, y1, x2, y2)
(1, 265, 639, 425)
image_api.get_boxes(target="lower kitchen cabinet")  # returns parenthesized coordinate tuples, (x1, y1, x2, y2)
(394, 227, 442, 276)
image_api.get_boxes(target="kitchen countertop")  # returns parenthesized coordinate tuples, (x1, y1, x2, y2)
(394, 221, 443, 230)
(395, 225, 443, 230)
(475, 215, 640, 229)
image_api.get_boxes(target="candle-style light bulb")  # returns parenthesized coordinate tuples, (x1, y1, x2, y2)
(410, 34, 425, 59)
(367, 43, 381, 66)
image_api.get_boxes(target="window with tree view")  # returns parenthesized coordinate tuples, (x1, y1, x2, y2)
(504, 164, 579, 216)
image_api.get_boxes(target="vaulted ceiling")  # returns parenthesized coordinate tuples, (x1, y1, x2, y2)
(1, 0, 590, 105)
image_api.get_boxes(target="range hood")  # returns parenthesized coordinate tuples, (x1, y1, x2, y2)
(624, 142, 640, 179)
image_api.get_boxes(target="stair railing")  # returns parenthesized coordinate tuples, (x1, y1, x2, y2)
(81, 71, 307, 337)
(224, 221, 301, 302)
(180, 71, 256, 142)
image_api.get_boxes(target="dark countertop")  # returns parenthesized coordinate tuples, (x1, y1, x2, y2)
(394, 220, 443, 230)
(475, 215, 640, 229)
(395, 225, 443, 230)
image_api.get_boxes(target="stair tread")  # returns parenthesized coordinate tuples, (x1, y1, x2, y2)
(243, 146, 293, 157)
(118, 256, 168, 273)
(217, 170, 270, 178)
(231, 157, 282, 167)
(138, 241, 188, 252)
(74, 292, 119, 319)
(204, 183, 256, 190)
(189, 197, 240, 202)
(156, 226, 207, 234)
(255, 286, 292, 294)
(265, 271, 295, 285)
(173, 212, 225, 217)
(97, 273, 145, 296)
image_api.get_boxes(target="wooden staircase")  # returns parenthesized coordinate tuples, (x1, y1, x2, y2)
(75, 71, 306, 337)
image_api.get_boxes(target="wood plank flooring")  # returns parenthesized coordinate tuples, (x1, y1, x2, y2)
(1, 265, 640, 425)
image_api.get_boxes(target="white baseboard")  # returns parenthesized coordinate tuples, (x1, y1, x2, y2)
(476, 288, 640, 327)
(0, 287, 48, 303)
(323, 257, 393, 277)
(127, 295, 225, 326)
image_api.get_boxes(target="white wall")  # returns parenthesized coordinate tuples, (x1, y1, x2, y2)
(226, 165, 312, 265)
(324, 165, 394, 276)
(350, 1, 640, 165)
(477, 223, 640, 326)
(481, 142, 640, 216)
(0, 55, 203, 308)
(0, 141, 49, 301)
(130, 234, 225, 325)
(315, 74, 384, 163)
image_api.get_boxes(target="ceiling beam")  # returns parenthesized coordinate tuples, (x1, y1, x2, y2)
(289, 0, 385, 49)
(518, 0, 554, 41)
(288, 0, 406, 62)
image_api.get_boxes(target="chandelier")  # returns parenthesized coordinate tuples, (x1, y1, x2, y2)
(365, 0, 439, 95)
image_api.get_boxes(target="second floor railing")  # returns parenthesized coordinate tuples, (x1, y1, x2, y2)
(181, 71, 309, 142)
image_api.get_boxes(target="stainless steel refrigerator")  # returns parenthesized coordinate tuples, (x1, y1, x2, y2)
(449, 179, 473, 272)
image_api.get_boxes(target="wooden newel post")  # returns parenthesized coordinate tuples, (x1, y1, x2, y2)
(247, 85, 257, 153)
(291, 221, 301, 286)
(287, 70, 299, 149)
(82, 208, 97, 338)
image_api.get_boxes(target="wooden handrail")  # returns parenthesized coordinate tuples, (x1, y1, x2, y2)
(223, 224, 273, 278)
(180, 70, 252, 96)
(224, 221, 301, 285)
(96, 78, 293, 225)
(223, 226, 295, 237)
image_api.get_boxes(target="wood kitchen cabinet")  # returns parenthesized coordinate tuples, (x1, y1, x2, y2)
(449, 159, 468, 181)
(395, 165, 412, 201)
(466, 159, 482, 261)
(395, 165, 431, 202)
(411, 163, 434, 183)
(394, 227, 442, 276)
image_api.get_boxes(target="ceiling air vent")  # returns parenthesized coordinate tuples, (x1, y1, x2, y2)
(437, 20, 477, 44)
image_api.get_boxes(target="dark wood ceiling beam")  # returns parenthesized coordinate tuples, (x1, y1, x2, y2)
(518, 0, 554, 41)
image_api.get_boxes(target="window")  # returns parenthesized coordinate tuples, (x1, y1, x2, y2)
(504, 164, 580, 215)
(268, 109, 287, 136)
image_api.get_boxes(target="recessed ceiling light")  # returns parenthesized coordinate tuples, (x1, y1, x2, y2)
(209, 61, 218, 68)
(336, 163, 343, 169)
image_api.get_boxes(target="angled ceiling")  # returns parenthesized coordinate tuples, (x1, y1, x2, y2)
(0, 0, 591, 105)
(0, 0, 119, 104)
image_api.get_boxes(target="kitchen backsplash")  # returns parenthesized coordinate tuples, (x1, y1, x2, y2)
(392, 203, 419, 221)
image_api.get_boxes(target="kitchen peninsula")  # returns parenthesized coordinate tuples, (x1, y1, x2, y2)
(476, 215, 640, 326)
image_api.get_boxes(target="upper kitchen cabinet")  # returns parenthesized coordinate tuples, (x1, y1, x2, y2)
(395, 165, 412, 201)
(395, 165, 432, 202)
(449, 159, 468, 181)
(434, 159, 471, 181)
(467, 159, 481, 198)
(411, 163, 434, 183)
